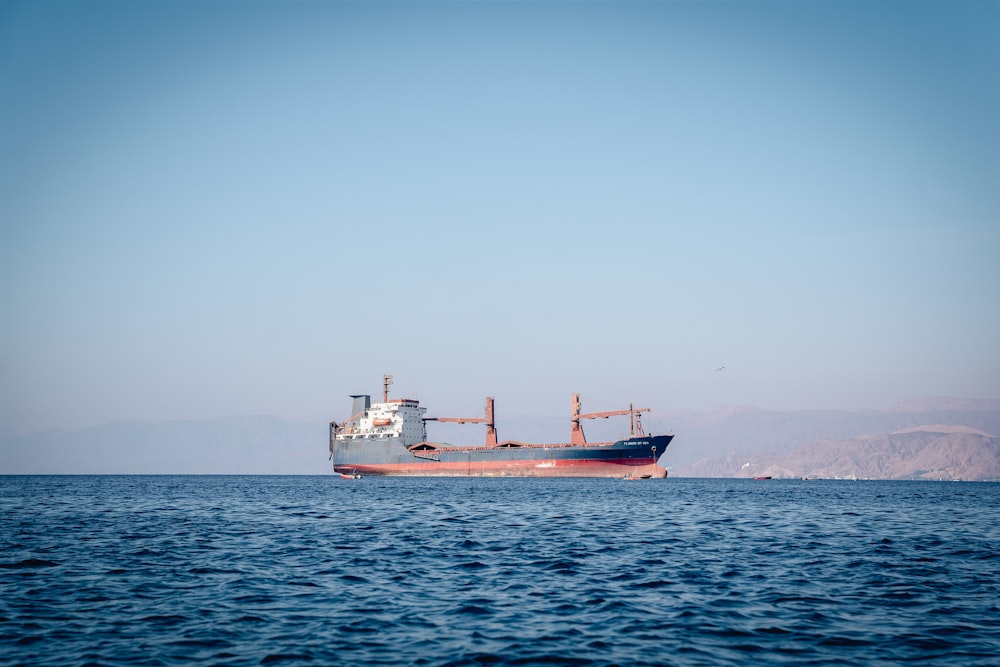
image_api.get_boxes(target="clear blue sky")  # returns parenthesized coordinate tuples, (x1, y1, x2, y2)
(2, 0, 998, 437)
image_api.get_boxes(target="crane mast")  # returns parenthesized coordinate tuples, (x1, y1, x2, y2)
(417, 392, 650, 448)
(425, 396, 498, 447)
(570, 393, 649, 445)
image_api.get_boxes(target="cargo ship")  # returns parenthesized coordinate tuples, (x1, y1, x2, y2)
(329, 375, 673, 477)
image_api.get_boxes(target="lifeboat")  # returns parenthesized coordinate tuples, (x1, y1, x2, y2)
(372, 418, 392, 427)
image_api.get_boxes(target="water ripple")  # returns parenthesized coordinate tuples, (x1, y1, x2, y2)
(1, 476, 999, 665)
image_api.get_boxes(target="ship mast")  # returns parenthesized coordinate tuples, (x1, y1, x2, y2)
(382, 374, 393, 403)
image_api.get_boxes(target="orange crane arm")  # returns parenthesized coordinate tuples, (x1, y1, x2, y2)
(424, 397, 498, 447)
(576, 407, 650, 420)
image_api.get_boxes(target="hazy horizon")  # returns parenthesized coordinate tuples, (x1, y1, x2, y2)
(3, 1, 998, 442)
(5, 393, 1000, 441)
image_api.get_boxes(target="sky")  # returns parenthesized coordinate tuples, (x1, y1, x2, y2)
(2, 0, 998, 438)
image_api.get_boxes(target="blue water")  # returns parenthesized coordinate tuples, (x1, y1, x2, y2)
(2, 476, 999, 666)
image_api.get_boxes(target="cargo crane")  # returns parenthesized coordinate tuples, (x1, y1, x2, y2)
(570, 393, 649, 445)
(425, 397, 498, 447)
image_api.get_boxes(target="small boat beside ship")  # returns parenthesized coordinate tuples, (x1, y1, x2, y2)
(329, 375, 673, 478)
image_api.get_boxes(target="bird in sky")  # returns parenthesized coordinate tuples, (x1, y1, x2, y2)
(716, 366, 726, 372)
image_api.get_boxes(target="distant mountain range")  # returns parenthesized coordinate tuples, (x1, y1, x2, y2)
(684, 427, 999, 481)
(661, 398, 1000, 481)
(0, 416, 323, 475)
(2, 398, 998, 479)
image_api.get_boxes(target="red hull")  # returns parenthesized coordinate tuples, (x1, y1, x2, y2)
(336, 459, 668, 478)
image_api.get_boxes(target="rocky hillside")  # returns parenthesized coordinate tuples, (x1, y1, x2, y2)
(659, 398, 1000, 480)
(683, 425, 1000, 481)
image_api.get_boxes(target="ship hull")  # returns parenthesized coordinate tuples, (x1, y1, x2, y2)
(332, 435, 673, 478)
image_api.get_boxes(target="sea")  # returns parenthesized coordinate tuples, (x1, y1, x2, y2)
(2, 476, 998, 666)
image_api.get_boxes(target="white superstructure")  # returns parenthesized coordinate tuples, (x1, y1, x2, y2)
(336, 398, 427, 446)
